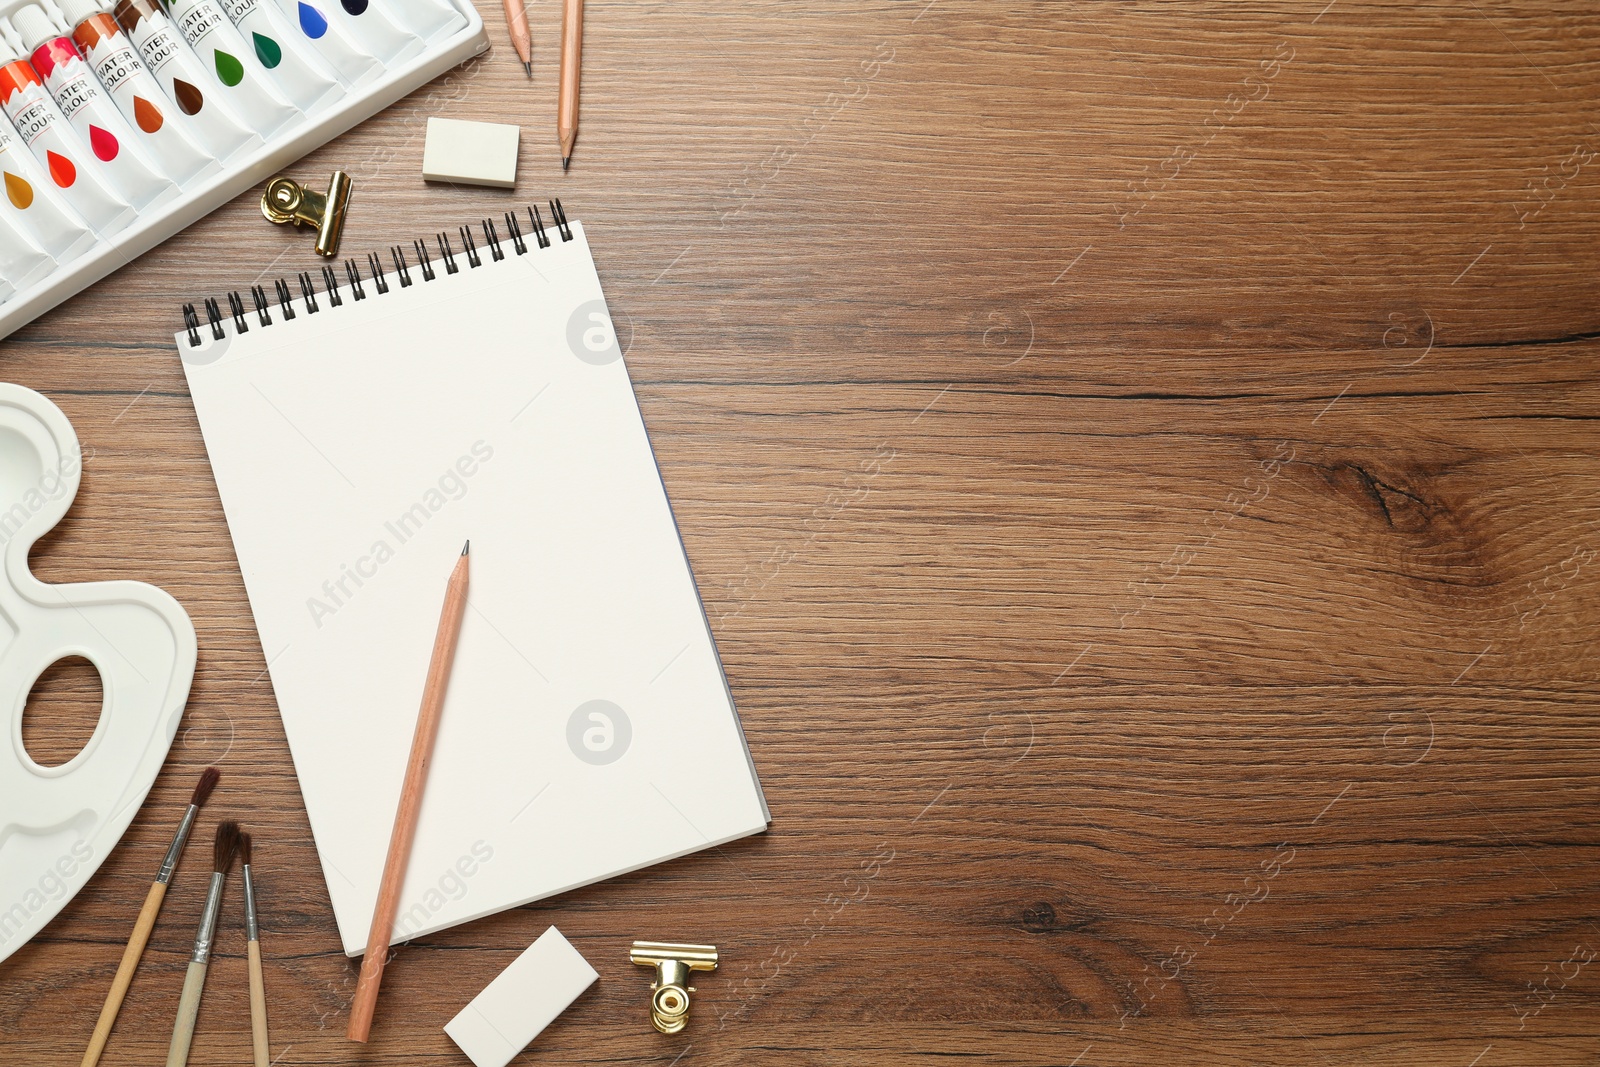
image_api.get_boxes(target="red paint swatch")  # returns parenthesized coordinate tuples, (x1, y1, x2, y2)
(46, 150, 75, 187)
(88, 124, 119, 161)
(133, 94, 163, 132)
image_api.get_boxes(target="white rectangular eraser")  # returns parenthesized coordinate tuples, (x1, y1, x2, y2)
(422, 117, 521, 189)
(444, 927, 597, 1067)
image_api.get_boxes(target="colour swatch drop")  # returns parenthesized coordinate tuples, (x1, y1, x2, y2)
(252, 32, 282, 68)
(298, 2, 328, 37)
(88, 125, 120, 161)
(341, 0, 367, 14)
(45, 150, 75, 187)
(133, 95, 164, 133)
(214, 49, 245, 87)
(173, 78, 205, 115)
(4, 170, 33, 209)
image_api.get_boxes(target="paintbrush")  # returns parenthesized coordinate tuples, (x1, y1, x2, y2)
(166, 820, 240, 1067)
(240, 831, 270, 1067)
(82, 767, 220, 1067)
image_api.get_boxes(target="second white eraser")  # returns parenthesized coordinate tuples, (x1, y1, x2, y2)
(422, 117, 521, 189)
(444, 926, 597, 1067)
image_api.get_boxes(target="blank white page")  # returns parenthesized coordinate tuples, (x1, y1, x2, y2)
(177, 222, 768, 954)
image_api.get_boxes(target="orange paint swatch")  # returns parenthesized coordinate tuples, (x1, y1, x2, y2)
(0, 61, 41, 105)
(3, 170, 33, 208)
(132, 94, 163, 133)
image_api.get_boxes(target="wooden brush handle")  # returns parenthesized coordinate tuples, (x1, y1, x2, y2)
(82, 880, 166, 1067)
(247, 941, 270, 1067)
(165, 960, 208, 1067)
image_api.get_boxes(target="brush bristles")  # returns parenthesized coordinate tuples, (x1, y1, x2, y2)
(238, 830, 252, 868)
(214, 821, 242, 874)
(191, 766, 221, 807)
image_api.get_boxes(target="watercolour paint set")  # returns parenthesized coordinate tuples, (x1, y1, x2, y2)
(0, 0, 487, 340)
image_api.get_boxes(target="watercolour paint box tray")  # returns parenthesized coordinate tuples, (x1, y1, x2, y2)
(0, 0, 487, 341)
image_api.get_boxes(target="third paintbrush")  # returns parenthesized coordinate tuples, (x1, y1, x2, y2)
(241, 831, 271, 1067)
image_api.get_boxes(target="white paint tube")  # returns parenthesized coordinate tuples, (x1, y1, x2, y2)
(0, 202, 57, 299)
(12, 3, 179, 210)
(272, 0, 384, 86)
(60, 0, 222, 187)
(164, 0, 302, 137)
(0, 37, 136, 235)
(217, 0, 345, 111)
(112, 0, 265, 163)
(0, 115, 97, 263)
(315, 0, 421, 66)
(371, 0, 464, 42)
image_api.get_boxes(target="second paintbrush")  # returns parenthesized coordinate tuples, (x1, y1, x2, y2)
(166, 821, 240, 1067)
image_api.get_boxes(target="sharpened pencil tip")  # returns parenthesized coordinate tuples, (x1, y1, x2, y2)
(462, 540, 470, 556)
(562, 156, 570, 172)
(523, 60, 532, 77)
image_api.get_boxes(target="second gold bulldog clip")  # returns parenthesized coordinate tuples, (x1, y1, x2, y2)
(260, 170, 351, 257)
(630, 941, 717, 1033)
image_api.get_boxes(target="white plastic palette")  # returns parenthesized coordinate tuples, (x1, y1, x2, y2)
(0, 0, 487, 341)
(0, 382, 197, 965)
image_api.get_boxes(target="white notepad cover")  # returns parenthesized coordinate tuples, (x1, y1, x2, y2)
(176, 222, 768, 953)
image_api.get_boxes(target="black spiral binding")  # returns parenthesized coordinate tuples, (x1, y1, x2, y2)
(180, 200, 574, 345)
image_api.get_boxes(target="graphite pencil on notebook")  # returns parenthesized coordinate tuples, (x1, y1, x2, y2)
(174, 202, 768, 957)
(348, 542, 470, 1042)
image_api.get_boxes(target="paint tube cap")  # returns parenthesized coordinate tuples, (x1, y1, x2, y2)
(11, 5, 62, 52)
(444, 927, 597, 1067)
(0, 28, 20, 65)
(57, 0, 109, 30)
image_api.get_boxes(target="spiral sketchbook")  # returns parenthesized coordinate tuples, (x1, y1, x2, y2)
(175, 204, 769, 955)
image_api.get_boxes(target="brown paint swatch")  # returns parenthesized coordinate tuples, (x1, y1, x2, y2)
(172, 78, 203, 115)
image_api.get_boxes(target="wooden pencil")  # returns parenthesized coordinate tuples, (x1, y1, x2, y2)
(346, 541, 471, 1042)
(558, 0, 583, 169)
(82, 768, 220, 1067)
(501, 0, 531, 76)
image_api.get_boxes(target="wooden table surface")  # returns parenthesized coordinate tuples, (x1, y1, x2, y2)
(3, 0, 1599, 1063)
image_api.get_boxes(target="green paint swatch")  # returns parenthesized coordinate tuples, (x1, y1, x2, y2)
(214, 48, 245, 86)
(252, 32, 282, 69)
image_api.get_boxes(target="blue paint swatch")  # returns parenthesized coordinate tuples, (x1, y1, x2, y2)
(298, 1, 329, 37)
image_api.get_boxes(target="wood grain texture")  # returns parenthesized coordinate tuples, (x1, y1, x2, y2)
(2, 0, 1599, 1064)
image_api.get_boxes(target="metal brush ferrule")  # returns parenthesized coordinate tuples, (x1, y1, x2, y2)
(191, 872, 226, 965)
(242, 864, 259, 942)
(156, 804, 200, 884)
